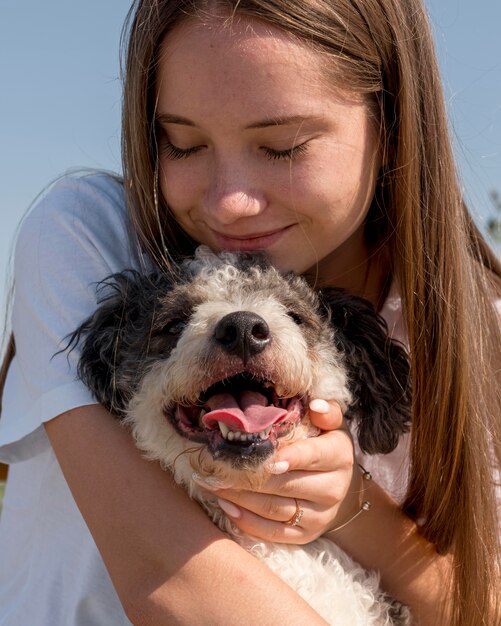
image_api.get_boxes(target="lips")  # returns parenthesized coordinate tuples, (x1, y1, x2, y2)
(209, 225, 295, 251)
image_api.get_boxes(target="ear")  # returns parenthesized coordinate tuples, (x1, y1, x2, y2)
(67, 270, 172, 418)
(319, 288, 411, 455)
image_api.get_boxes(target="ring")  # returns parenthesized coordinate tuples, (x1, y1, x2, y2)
(285, 498, 304, 527)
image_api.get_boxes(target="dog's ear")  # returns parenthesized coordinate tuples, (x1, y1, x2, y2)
(66, 270, 171, 417)
(319, 288, 411, 455)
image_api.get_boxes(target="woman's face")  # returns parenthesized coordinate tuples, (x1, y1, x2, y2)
(156, 16, 381, 288)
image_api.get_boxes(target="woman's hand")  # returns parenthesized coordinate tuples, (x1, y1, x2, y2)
(193, 400, 365, 544)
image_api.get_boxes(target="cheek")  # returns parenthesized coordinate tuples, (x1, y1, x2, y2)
(159, 160, 202, 221)
(290, 146, 379, 225)
(287, 173, 354, 228)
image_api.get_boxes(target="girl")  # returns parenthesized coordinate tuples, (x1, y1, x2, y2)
(0, 1, 500, 625)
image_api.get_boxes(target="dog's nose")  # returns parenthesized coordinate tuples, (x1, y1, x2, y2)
(214, 311, 271, 361)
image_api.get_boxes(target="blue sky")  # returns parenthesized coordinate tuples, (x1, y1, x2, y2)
(1, 0, 501, 322)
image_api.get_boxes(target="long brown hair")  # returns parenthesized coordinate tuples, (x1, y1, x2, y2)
(120, 1, 501, 622)
(2, 0, 500, 622)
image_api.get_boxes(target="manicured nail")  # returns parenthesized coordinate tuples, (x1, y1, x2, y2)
(267, 460, 290, 474)
(217, 498, 241, 519)
(309, 398, 330, 414)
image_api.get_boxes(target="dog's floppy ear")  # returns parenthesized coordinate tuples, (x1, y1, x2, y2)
(67, 270, 171, 417)
(319, 288, 411, 455)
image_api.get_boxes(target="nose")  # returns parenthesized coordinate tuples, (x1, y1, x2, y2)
(203, 160, 267, 224)
(214, 311, 271, 362)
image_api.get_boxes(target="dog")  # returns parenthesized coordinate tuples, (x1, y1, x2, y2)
(69, 246, 412, 625)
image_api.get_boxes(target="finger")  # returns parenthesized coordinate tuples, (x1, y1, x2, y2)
(192, 471, 320, 498)
(217, 499, 321, 545)
(216, 490, 312, 523)
(308, 399, 343, 431)
(212, 470, 343, 504)
(274, 428, 353, 472)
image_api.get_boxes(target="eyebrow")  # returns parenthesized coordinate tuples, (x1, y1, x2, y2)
(156, 114, 196, 127)
(155, 113, 318, 130)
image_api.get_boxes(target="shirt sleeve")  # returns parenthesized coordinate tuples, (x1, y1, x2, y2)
(0, 172, 143, 463)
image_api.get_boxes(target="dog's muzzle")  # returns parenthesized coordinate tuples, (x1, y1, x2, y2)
(165, 311, 305, 467)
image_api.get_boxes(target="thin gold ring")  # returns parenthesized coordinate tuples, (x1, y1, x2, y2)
(285, 498, 304, 527)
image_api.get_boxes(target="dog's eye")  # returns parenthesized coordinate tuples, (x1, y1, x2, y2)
(165, 319, 187, 335)
(287, 311, 304, 325)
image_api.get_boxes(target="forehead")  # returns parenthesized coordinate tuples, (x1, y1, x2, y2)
(160, 14, 323, 77)
(156, 15, 349, 120)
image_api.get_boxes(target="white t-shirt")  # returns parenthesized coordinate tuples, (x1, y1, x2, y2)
(0, 171, 455, 624)
(0, 173, 146, 626)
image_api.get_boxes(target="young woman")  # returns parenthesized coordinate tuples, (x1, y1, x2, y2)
(0, 1, 500, 625)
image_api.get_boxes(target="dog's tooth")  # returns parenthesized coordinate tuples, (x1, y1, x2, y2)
(264, 426, 273, 436)
(259, 430, 267, 440)
(218, 422, 230, 438)
(227, 431, 235, 441)
(232, 431, 241, 441)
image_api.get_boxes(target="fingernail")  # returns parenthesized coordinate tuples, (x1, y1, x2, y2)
(267, 460, 289, 474)
(217, 498, 241, 518)
(192, 473, 230, 490)
(309, 398, 330, 414)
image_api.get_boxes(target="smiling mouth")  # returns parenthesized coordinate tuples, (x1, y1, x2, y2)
(165, 372, 304, 465)
(210, 225, 294, 252)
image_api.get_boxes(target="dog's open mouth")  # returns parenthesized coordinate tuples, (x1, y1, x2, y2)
(166, 373, 304, 464)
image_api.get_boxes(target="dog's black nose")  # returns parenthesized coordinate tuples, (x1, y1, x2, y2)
(214, 311, 271, 362)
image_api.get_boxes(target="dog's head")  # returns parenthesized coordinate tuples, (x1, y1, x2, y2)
(70, 246, 410, 488)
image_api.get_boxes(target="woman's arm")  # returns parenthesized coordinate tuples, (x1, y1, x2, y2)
(329, 474, 452, 626)
(44, 404, 327, 626)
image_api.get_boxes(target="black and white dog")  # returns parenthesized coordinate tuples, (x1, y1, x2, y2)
(70, 246, 412, 625)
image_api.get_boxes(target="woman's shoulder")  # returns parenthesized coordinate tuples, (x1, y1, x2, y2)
(19, 170, 126, 239)
(14, 170, 146, 276)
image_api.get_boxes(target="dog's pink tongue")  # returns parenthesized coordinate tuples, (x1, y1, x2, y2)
(202, 390, 287, 433)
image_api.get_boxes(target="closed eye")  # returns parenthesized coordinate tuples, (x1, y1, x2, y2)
(261, 141, 310, 161)
(160, 141, 206, 160)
